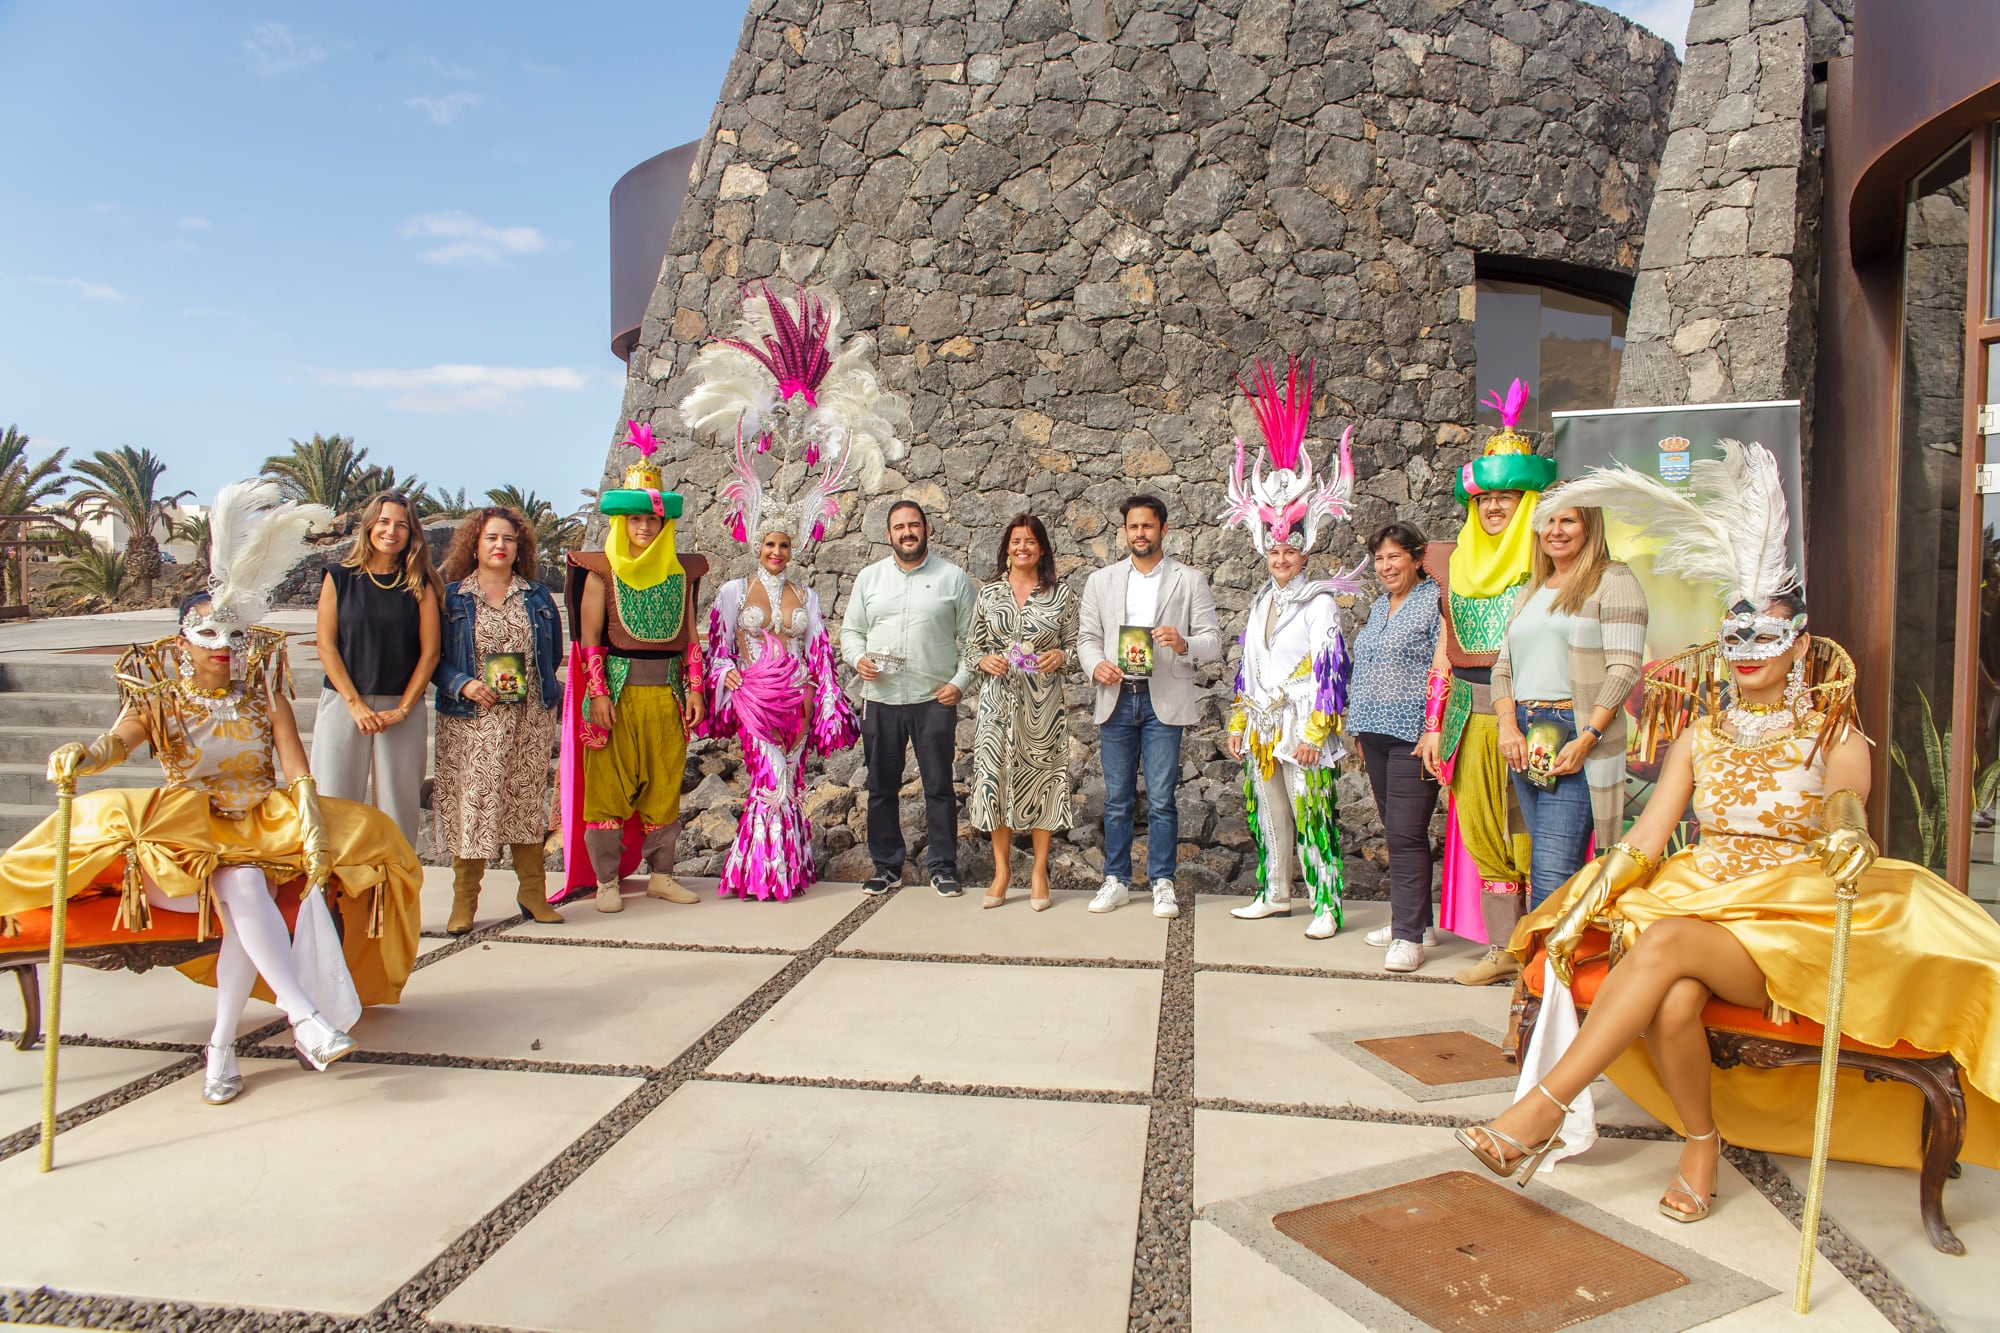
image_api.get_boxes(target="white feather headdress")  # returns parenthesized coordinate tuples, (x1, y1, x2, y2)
(1534, 437, 1797, 611)
(183, 480, 332, 643)
(678, 282, 910, 551)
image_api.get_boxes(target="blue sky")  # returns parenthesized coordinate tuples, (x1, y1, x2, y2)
(0, 0, 1690, 513)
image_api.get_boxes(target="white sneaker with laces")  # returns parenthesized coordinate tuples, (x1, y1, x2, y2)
(1304, 908, 1339, 939)
(1365, 924, 1438, 947)
(1384, 939, 1425, 973)
(1230, 896, 1291, 919)
(1088, 876, 1130, 913)
(1151, 878, 1179, 918)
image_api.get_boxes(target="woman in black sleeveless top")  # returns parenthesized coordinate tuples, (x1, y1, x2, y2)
(312, 492, 442, 844)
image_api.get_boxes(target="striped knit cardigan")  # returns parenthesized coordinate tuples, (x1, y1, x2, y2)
(1489, 561, 1648, 850)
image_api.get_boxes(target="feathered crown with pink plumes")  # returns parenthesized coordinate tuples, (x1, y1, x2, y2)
(678, 281, 910, 552)
(1219, 356, 1356, 556)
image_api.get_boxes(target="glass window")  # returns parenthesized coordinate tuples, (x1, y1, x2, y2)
(1889, 139, 1973, 868)
(1473, 277, 1627, 433)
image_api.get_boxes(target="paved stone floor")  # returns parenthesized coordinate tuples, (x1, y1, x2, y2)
(2, 870, 1990, 1332)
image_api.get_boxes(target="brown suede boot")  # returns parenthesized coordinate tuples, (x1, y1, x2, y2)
(447, 857, 484, 936)
(512, 844, 562, 924)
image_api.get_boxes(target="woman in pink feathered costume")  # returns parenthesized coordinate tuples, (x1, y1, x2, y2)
(700, 526, 856, 900)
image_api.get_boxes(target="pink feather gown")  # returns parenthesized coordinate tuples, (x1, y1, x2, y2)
(701, 578, 857, 900)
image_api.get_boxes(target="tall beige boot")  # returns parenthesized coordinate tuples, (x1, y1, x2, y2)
(447, 858, 484, 936)
(512, 844, 562, 924)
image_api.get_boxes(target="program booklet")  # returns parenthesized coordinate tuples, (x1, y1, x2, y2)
(482, 652, 527, 703)
(1116, 625, 1155, 678)
(1522, 717, 1567, 790)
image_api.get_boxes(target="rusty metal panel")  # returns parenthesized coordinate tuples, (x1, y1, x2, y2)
(1272, 1171, 1688, 1332)
(1354, 1030, 1518, 1086)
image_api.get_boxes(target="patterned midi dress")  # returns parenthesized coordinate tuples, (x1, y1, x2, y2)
(965, 579, 1079, 832)
(433, 576, 561, 857)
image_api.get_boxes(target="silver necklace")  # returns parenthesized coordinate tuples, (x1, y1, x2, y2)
(1723, 697, 1795, 746)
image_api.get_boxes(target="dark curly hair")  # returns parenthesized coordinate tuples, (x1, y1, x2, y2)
(440, 506, 537, 582)
(991, 513, 1058, 590)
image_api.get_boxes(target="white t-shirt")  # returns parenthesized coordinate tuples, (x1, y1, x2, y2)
(1125, 561, 1163, 626)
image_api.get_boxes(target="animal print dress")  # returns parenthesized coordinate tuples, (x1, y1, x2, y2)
(432, 577, 560, 856)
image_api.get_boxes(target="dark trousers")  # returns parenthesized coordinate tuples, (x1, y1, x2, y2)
(1358, 731, 1442, 943)
(862, 699, 958, 879)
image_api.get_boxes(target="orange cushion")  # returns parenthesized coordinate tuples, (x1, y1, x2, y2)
(1, 881, 306, 957)
(1522, 931, 1937, 1060)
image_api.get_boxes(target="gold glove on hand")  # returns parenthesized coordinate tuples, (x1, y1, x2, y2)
(1544, 841, 1655, 988)
(1811, 788, 1877, 892)
(290, 774, 333, 890)
(47, 731, 129, 785)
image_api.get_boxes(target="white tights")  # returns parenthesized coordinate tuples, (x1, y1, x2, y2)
(144, 866, 319, 1052)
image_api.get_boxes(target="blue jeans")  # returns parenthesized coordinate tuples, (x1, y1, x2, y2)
(1508, 704, 1596, 909)
(1101, 687, 1183, 885)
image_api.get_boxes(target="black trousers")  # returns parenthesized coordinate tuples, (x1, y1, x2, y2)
(862, 699, 958, 879)
(1357, 731, 1442, 943)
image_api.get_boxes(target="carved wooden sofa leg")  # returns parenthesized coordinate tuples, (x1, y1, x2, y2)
(8, 962, 38, 1052)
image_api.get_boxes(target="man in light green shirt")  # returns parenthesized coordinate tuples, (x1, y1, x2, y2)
(839, 500, 977, 897)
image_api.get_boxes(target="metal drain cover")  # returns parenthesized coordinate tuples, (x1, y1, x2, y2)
(1354, 1029, 1518, 1085)
(1272, 1170, 1689, 1332)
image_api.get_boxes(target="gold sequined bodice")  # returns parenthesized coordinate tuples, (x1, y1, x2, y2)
(115, 631, 291, 818)
(1689, 716, 1823, 879)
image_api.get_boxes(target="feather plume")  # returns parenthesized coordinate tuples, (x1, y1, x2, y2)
(206, 480, 332, 625)
(679, 344, 778, 442)
(1482, 378, 1530, 429)
(1236, 356, 1313, 472)
(1537, 437, 1795, 606)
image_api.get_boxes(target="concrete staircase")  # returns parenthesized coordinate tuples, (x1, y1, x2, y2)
(0, 650, 326, 844)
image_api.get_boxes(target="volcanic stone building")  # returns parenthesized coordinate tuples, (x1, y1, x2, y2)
(604, 0, 1679, 889)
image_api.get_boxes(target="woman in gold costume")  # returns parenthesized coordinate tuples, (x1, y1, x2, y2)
(1457, 441, 2000, 1223)
(0, 482, 421, 1105)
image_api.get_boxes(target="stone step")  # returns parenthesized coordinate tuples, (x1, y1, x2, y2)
(0, 725, 336, 765)
(0, 762, 145, 804)
(0, 654, 326, 696)
(0, 802, 54, 845)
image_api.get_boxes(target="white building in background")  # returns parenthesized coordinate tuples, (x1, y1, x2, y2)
(77, 503, 208, 564)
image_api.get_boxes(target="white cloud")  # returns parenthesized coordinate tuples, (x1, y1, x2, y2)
(179, 216, 211, 231)
(425, 56, 477, 80)
(242, 22, 326, 78)
(407, 91, 483, 125)
(398, 210, 549, 265)
(4, 273, 130, 303)
(308, 364, 594, 414)
(1600, 0, 1693, 51)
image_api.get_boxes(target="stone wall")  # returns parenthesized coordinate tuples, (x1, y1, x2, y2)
(602, 0, 1678, 891)
(1612, 0, 1853, 439)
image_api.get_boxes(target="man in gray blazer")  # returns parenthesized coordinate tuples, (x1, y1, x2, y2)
(1077, 494, 1223, 918)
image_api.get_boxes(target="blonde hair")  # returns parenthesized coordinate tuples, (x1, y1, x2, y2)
(342, 492, 442, 599)
(1530, 506, 1612, 616)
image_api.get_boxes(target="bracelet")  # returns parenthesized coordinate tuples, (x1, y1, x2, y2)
(1608, 840, 1655, 876)
(1582, 723, 1603, 740)
(1422, 669, 1450, 734)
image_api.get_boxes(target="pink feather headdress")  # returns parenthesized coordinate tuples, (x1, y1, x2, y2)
(1219, 356, 1354, 556)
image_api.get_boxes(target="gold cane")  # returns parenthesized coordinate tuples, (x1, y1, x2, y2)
(1792, 876, 1859, 1312)
(38, 771, 76, 1172)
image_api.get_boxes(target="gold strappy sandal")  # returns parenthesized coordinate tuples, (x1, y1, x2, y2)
(1456, 1082, 1571, 1187)
(1660, 1126, 1720, 1222)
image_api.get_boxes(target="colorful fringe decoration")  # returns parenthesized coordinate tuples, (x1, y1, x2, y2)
(1242, 762, 1346, 921)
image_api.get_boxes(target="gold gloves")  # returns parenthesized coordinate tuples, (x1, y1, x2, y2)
(1545, 842, 1655, 987)
(290, 774, 332, 890)
(1812, 788, 1877, 891)
(47, 731, 129, 785)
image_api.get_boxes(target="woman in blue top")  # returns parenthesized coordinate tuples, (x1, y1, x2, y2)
(431, 506, 565, 933)
(1347, 521, 1444, 973)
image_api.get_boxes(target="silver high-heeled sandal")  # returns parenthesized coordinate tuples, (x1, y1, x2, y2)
(292, 1012, 358, 1071)
(1659, 1126, 1721, 1222)
(1456, 1082, 1571, 1187)
(202, 1042, 243, 1105)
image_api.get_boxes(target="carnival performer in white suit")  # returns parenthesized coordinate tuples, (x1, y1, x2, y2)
(1220, 359, 1361, 940)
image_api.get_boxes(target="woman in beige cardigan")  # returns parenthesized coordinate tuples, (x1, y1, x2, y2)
(1490, 505, 1647, 910)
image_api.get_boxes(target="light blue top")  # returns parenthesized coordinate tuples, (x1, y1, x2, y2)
(838, 552, 978, 705)
(1506, 585, 1574, 703)
(1347, 579, 1442, 742)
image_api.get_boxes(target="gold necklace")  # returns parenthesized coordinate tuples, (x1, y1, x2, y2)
(365, 565, 400, 590)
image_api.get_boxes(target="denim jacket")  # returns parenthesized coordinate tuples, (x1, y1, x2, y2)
(433, 577, 563, 718)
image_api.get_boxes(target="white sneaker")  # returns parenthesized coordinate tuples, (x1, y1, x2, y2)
(1088, 876, 1130, 913)
(1384, 939, 1425, 973)
(1365, 924, 1438, 947)
(1151, 878, 1179, 918)
(1230, 897, 1292, 919)
(1304, 908, 1338, 939)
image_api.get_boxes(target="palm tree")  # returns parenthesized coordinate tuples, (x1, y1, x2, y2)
(489, 485, 585, 563)
(0, 426, 71, 602)
(424, 486, 472, 519)
(50, 543, 129, 605)
(68, 446, 191, 599)
(261, 433, 378, 515)
(172, 512, 214, 577)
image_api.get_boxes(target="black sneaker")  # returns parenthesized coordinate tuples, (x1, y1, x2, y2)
(932, 874, 963, 898)
(861, 873, 895, 896)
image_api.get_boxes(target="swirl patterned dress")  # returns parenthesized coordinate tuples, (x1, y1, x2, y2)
(965, 579, 1079, 833)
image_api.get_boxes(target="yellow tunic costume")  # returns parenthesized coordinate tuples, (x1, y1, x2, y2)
(1514, 713, 2000, 1170)
(0, 631, 421, 1005)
